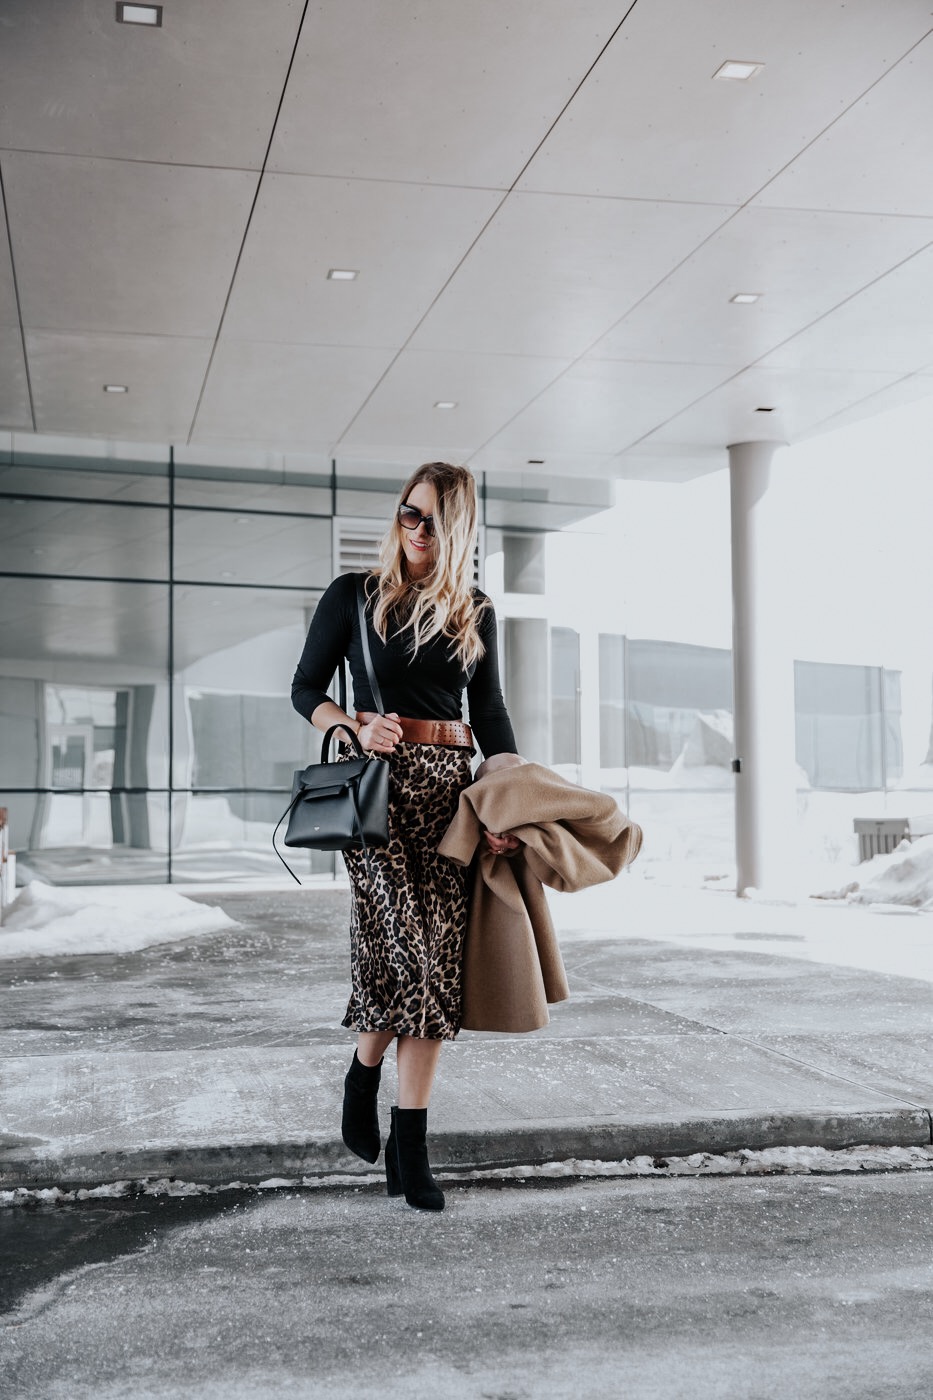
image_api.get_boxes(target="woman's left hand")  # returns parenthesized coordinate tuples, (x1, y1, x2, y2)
(484, 830, 521, 856)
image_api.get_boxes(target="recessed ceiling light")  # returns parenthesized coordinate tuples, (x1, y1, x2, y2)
(434, 401, 458, 410)
(755, 406, 776, 413)
(235, 517, 251, 524)
(103, 384, 129, 393)
(327, 268, 359, 281)
(116, 4, 163, 25)
(713, 60, 764, 82)
(219, 571, 235, 579)
(730, 292, 761, 305)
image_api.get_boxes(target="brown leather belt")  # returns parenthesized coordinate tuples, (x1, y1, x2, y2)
(356, 713, 473, 749)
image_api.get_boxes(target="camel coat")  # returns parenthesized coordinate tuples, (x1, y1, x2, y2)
(438, 763, 643, 1032)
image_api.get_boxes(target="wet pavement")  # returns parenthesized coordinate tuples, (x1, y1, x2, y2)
(1, 884, 932, 1188)
(4, 1173, 933, 1398)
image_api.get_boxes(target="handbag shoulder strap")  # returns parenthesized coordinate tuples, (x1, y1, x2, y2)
(335, 574, 385, 717)
(355, 574, 385, 715)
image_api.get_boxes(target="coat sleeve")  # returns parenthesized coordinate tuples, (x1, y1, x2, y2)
(439, 764, 642, 886)
(437, 789, 484, 865)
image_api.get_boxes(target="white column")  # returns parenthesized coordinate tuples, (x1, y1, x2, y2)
(504, 617, 551, 764)
(577, 626, 602, 789)
(729, 441, 797, 896)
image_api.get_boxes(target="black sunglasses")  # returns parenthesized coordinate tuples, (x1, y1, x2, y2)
(398, 503, 436, 538)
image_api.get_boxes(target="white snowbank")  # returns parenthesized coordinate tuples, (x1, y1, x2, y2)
(0, 883, 236, 959)
(549, 874, 933, 983)
(3, 1144, 933, 1206)
(815, 834, 933, 910)
(456, 1143, 933, 1180)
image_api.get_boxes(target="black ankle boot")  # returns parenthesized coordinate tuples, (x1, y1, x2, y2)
(385, 1106, 445, 1212)
(341, 1051, 383, 1163)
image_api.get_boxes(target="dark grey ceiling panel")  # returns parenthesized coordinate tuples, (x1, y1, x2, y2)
(0, 0, 304, 169)
(4, 153, 257, 338)
(27, 331, 213, 441)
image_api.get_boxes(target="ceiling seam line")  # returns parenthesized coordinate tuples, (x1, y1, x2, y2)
(467, 184, 933, 466)
(0, 154, 37, 433)
(0, 147, 266, 175)
(14, 138, 933, 222)
(341, 196, 741, 457)
(492, 0, 644, 195)
(468, 218, 933, 467)
(612, 365, 790, 459)
(185, 0, 313, 448)
(333, 0, 645, 445)
(469, 211, 933, 468)
(733, 203, 933, 223)
(462, 205, 748, 465)
(467, 23, 933, 468)
(611, 227, 933, 458)
(467, 360, 740, 468)
(742, 22, 933, 210)
(805, 369, 933, 438)
(599, 219, 933, 459)
(740, 234, 933, 373)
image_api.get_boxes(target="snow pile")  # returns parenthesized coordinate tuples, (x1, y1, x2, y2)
(0, 1179, 217, 1206)
(457, 1144, 933, 1180)
(0, 883, 236, 959)
(814, 834, 933, 910)
(681, 710, 733, 769)
(854, 834, 933, 909)
(4, 1144, 933, 1206)
(0, 1174, 380, 1206)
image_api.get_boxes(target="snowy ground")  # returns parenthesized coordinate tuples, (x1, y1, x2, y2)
(0, 883, 236, 959)
(819, 833, 933, 909)
(3, 835, 933, 975)
(3, 1143, 933, 1208)
(548, 832, 933, 984)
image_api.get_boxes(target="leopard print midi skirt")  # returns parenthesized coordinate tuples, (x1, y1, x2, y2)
(341, 741, 474, 1041)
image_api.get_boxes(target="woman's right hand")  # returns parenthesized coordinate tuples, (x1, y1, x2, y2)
(357, 711, 403, 754)
(484, 829, 521, 856)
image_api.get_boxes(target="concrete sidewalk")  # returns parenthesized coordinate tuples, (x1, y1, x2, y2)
(2, 885, 932, 1189)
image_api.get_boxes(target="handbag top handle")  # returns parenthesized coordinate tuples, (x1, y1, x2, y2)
(338, 574, 385, 718)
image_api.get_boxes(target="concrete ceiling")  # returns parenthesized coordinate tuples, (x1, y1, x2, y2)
(2, 0, 933, 483)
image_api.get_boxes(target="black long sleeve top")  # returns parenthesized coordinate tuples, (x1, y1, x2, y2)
(291, 572, 518, 759)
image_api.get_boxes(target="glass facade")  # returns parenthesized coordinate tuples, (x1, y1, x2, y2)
(596, 637, 736, 872)
(794, 661, 902, 793)
(592, 642, 909, 800)
(5, 436, 923, 886)
(595, 636, 914, 871)
(1, 442, 616, 885)
(0, 441, 343, 884)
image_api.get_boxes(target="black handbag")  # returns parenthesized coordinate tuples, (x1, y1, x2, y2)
(273, 578, 390, 883)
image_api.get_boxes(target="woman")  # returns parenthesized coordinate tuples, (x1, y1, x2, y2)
(291, 462, 520, 1212)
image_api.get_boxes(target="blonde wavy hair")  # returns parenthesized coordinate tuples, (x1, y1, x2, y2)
(371, 462, 486, 669)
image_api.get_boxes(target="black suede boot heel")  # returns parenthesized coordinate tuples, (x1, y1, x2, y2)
(341, 1051, 383, 1163)
(385, 1105, 445, 1212)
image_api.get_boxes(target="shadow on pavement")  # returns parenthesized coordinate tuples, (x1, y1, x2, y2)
(0, 1193, 248, 1317)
